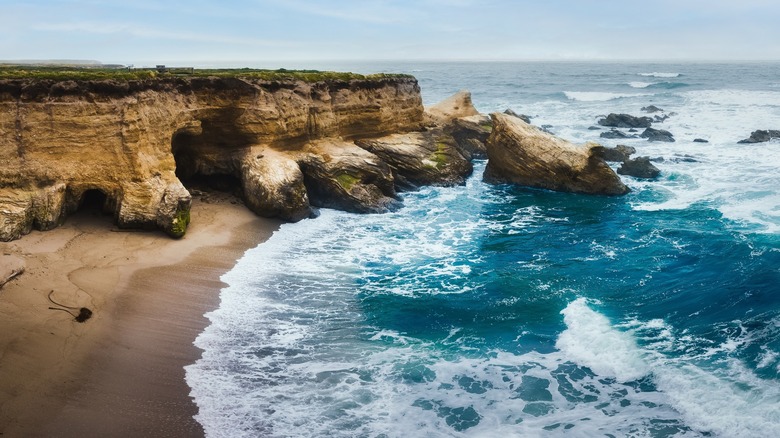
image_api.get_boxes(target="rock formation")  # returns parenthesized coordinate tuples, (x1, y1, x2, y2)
(641, 128, 676, 142)
(483, 113, 629, 196)
(598, 113, 653, 129)
(738, 130, 780, 144)
(617, 157, 661, 179)
(593, 144, 636, 162)
(0, 74, 431, 241)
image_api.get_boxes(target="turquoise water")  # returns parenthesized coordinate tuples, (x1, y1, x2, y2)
(187, 62, 780, 437)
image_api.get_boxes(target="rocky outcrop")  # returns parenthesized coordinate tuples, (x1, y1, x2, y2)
(618, 157, 660, 179)
(593, 144, 636, 162)
(355, 130, 472, 189)
(0, 75, 425, 240)
(483, 113, 629, 196)
(600, 129, 637, 140)
(425, 90, 479, 125)
(598, 113, 653, 129)
(641, 128, 675, 142)
(738, 130, 780, 144)
(641, 105, 663, 113)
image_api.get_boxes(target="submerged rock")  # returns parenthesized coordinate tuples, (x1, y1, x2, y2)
(484, 113, 629, 196)
(641, 128, 675, 142)
(618, 157, 661, 179)
(641, 105, 664, 113)
(738, 130, 780, 144)
(693, 138, 709, 143)
(600, 129, 637, 139)
(598, 113, 653, 129)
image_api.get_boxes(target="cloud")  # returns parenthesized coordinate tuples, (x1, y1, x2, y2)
(32, 22, 293, 47)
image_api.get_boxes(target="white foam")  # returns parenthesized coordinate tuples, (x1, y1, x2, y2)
(639, 72, 681, 78)
(563, 91, 651, 102)
(556, 298, 650, 382)
(629, 81, 655, 88)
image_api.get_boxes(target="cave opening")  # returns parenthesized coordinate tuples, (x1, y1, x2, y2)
(171, 128, 244, 198)
(78, 189, 111, 215)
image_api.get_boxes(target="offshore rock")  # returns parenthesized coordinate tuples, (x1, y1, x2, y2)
(641, 127, 676, 142)
(355, 130, 473, 188)
(600, 129, 637, 140)
(598, 113, 653, 129)
(738, 130, 780, 144)
(503, 109, 531, 124)
(593, 144, 636, 162)
(618, 157, 661, 179)
(641, 105, 664, 113)
(0, 75, 424, 240)
(484, 113, 629, 196)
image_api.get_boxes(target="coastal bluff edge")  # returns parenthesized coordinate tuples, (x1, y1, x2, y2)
(0, 70, 626, 242)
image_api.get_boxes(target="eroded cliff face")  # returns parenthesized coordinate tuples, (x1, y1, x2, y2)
(0, 75, 426, 240)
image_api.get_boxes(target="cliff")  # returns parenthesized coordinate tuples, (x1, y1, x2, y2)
(0, 73, 436, 241)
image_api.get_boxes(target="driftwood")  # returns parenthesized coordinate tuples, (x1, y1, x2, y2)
(0, 267, 24, 289)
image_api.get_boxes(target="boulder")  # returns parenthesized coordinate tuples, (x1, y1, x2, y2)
(297, 140, 401, 214)
(592, 144, 636, 162)
(600, 129, 637, 139)
(641, 128, 675, 142)
(356, 130, 473, 188)
(693, 138, 709, 143)
(738, 130, 780, 144)
(598, 113, 653, 128)
(618, 157, 660, 179)
(425, 90, 479, 124)
(484, 113, 629, 196)
(241, 148, 312, 222)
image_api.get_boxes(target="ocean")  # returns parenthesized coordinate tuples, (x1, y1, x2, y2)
(185, 62, 780, 437)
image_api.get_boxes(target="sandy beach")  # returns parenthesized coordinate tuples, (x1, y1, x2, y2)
(0, 192, 278, 437)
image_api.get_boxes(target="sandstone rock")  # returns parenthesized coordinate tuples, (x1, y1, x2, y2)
(425, 90, 479, 124)
(641, 128, 675, 142)
(592, 144, 636, 162)
(240, 148, 312, 222)
(355, 130, 473, 188)
(618, 157, 660, 179)
(738, 130, 780, 144)
(298, 140, 400, 214)
(598, 113, 653, 129)
(443, 114, 491, 160)
(484, 113, 629, 196)
(0, 75, 425, 240)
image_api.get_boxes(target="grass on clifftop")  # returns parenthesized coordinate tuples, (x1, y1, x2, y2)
(0, 65, 413, 82)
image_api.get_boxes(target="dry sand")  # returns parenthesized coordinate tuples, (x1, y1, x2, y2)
(0, 192, 278, 437)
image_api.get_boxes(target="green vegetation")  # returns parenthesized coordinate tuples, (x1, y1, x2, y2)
(335, 173, 361, 191)
(169, 207, 191, 238)
(0, 65, 413, 82)
(429, 142, 450, 169)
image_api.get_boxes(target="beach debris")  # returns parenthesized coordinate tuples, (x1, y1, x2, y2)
(0, 255, 25, 289)
(47, 290, 93, 323)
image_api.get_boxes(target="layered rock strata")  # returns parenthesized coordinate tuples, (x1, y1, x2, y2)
(483, 113, 629, 196)
(0, 75, 426, 240)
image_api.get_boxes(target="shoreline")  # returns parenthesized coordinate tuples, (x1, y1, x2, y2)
(0, 193, 279, 437)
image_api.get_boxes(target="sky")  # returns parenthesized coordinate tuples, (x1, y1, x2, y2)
(2, 0, 779, 66)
